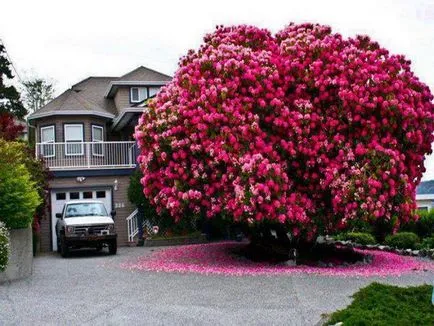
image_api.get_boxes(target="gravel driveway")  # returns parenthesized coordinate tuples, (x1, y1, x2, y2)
(1, 247, 433, 325)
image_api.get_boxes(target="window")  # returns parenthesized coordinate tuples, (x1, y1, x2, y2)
(40, 125, 55, 157)
(417, 206, 429, 212)
(149, 86, 160, 98)
(96, 191, 106, 198)
(64, 202, 107, 218)
(56, 193, 66, 200)
(69, 192, 79, 200)
(92, 125, 104, 156)
(64, 124, 84, 156)
(83, 191, 93, 199)
(130, 87, 148, 103)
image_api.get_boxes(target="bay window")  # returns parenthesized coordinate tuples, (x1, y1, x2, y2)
(40, 125, 55, 157)
(64, 124, 84, 156)
(92, 125, 104, 156)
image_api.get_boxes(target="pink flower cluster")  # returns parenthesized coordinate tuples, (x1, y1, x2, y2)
(123, 242, 434, 277)
(135, 23, 434, 237)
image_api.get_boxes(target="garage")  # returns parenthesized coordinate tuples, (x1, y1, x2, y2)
(50, 188, 112, 251)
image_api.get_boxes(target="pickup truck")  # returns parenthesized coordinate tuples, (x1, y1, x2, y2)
(55, 200, 117, 257)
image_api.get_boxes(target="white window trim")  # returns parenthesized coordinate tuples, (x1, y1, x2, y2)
(130, 87, 140, 103)
(92, 125, 104, 157)
(64, 124, 84, 156)
(130, 87, 148, 103)
(40, 125, 55, 158)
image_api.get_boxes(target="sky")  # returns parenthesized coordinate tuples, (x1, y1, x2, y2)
(1, 0, 434, 179)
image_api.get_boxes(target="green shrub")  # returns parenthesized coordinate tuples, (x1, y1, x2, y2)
(0, 222, 9, 272)
(327, 283, 434, 326)
(419, 237, 434, 250)
(415, 210, 434, 237)
(401, 209, 434, 238)
(385, 232, 420, 249)
(0, 140, 41, 229)
(340, 232, 376, 245)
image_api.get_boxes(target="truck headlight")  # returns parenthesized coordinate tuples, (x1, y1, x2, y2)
(66, 226, 74, 233)
(108, 224, 114, 232)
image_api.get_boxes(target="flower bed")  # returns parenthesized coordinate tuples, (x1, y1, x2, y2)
(122, 242, 434, 277)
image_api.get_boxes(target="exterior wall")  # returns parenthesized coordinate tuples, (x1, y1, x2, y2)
(416, 199, 434, 211)
(40, 174, 136, 252)
(35, 116, 110, 143)
(114, 87, 131, 111)
(0, 228, 33, 283)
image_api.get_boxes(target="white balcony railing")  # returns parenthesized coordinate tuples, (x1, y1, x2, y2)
(35, 141, 137, 170)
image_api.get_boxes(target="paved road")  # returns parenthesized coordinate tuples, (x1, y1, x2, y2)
(1, 247, 433, 326)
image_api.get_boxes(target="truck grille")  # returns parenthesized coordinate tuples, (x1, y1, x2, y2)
(73, 225, 108, 235)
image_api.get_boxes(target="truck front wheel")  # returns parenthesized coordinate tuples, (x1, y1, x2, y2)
(60, 236, 70, 258)
(108, 240, 117, 255)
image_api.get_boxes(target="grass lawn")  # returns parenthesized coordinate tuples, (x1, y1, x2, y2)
(326, 282, 434, 326)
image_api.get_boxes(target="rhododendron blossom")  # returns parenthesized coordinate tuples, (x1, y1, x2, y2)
(135, 23, 434, 239)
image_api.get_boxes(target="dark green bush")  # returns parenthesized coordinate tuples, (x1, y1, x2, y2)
(385, 232, 420, 249)
(419, 237, 434, 250)
(327, 283, 434, 326)
(341, 232, 376, 245)
(401, 209, 434, 238)
(0, 223, 9, 272)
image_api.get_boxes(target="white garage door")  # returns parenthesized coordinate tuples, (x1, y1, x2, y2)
(50, 188, 112, 251)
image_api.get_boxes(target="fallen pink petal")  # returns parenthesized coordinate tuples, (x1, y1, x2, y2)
(122, 242, 434, 277)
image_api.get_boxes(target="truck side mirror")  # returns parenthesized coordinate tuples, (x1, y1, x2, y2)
(110, 210, 116, 218)
(56, 213, 62, 219)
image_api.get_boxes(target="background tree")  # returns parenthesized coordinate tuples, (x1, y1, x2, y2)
(0, 112, 24, 140)
(22, 77, 54, 113)
(134, 24, 434, 245)
(0, 44, 26, 119)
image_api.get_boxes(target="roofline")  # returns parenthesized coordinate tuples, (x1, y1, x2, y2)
(71, 76, 117, 89)
(112, 107, 146, 130)
(105, 81, 169, 98)
(28, 110, 115, 121)
(120, 65, 172, 79)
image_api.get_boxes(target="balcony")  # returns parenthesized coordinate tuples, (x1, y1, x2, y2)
(35, 141, 137, 170)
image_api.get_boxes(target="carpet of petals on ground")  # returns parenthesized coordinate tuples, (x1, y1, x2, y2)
(122, 242, 434, 277)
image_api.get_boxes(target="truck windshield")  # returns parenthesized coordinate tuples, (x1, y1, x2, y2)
(64, 203, 108, 218)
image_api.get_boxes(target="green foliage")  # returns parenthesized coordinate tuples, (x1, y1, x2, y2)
(340, 232, 376, 245)
(385, 232, 420, 249)
(0, 44, 27, 119)
(327, 283, 434, 326)
(401, 210, 434, 238)
(0, 140, 41, 229)
(0, 222, 9, 272)
(128, 169, 148, 207)
(419, 237, 434, 250)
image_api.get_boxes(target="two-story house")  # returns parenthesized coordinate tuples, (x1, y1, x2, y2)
(28, 66, 171, 252)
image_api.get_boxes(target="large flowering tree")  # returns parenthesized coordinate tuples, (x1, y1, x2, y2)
(135, 24, 434, 242)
